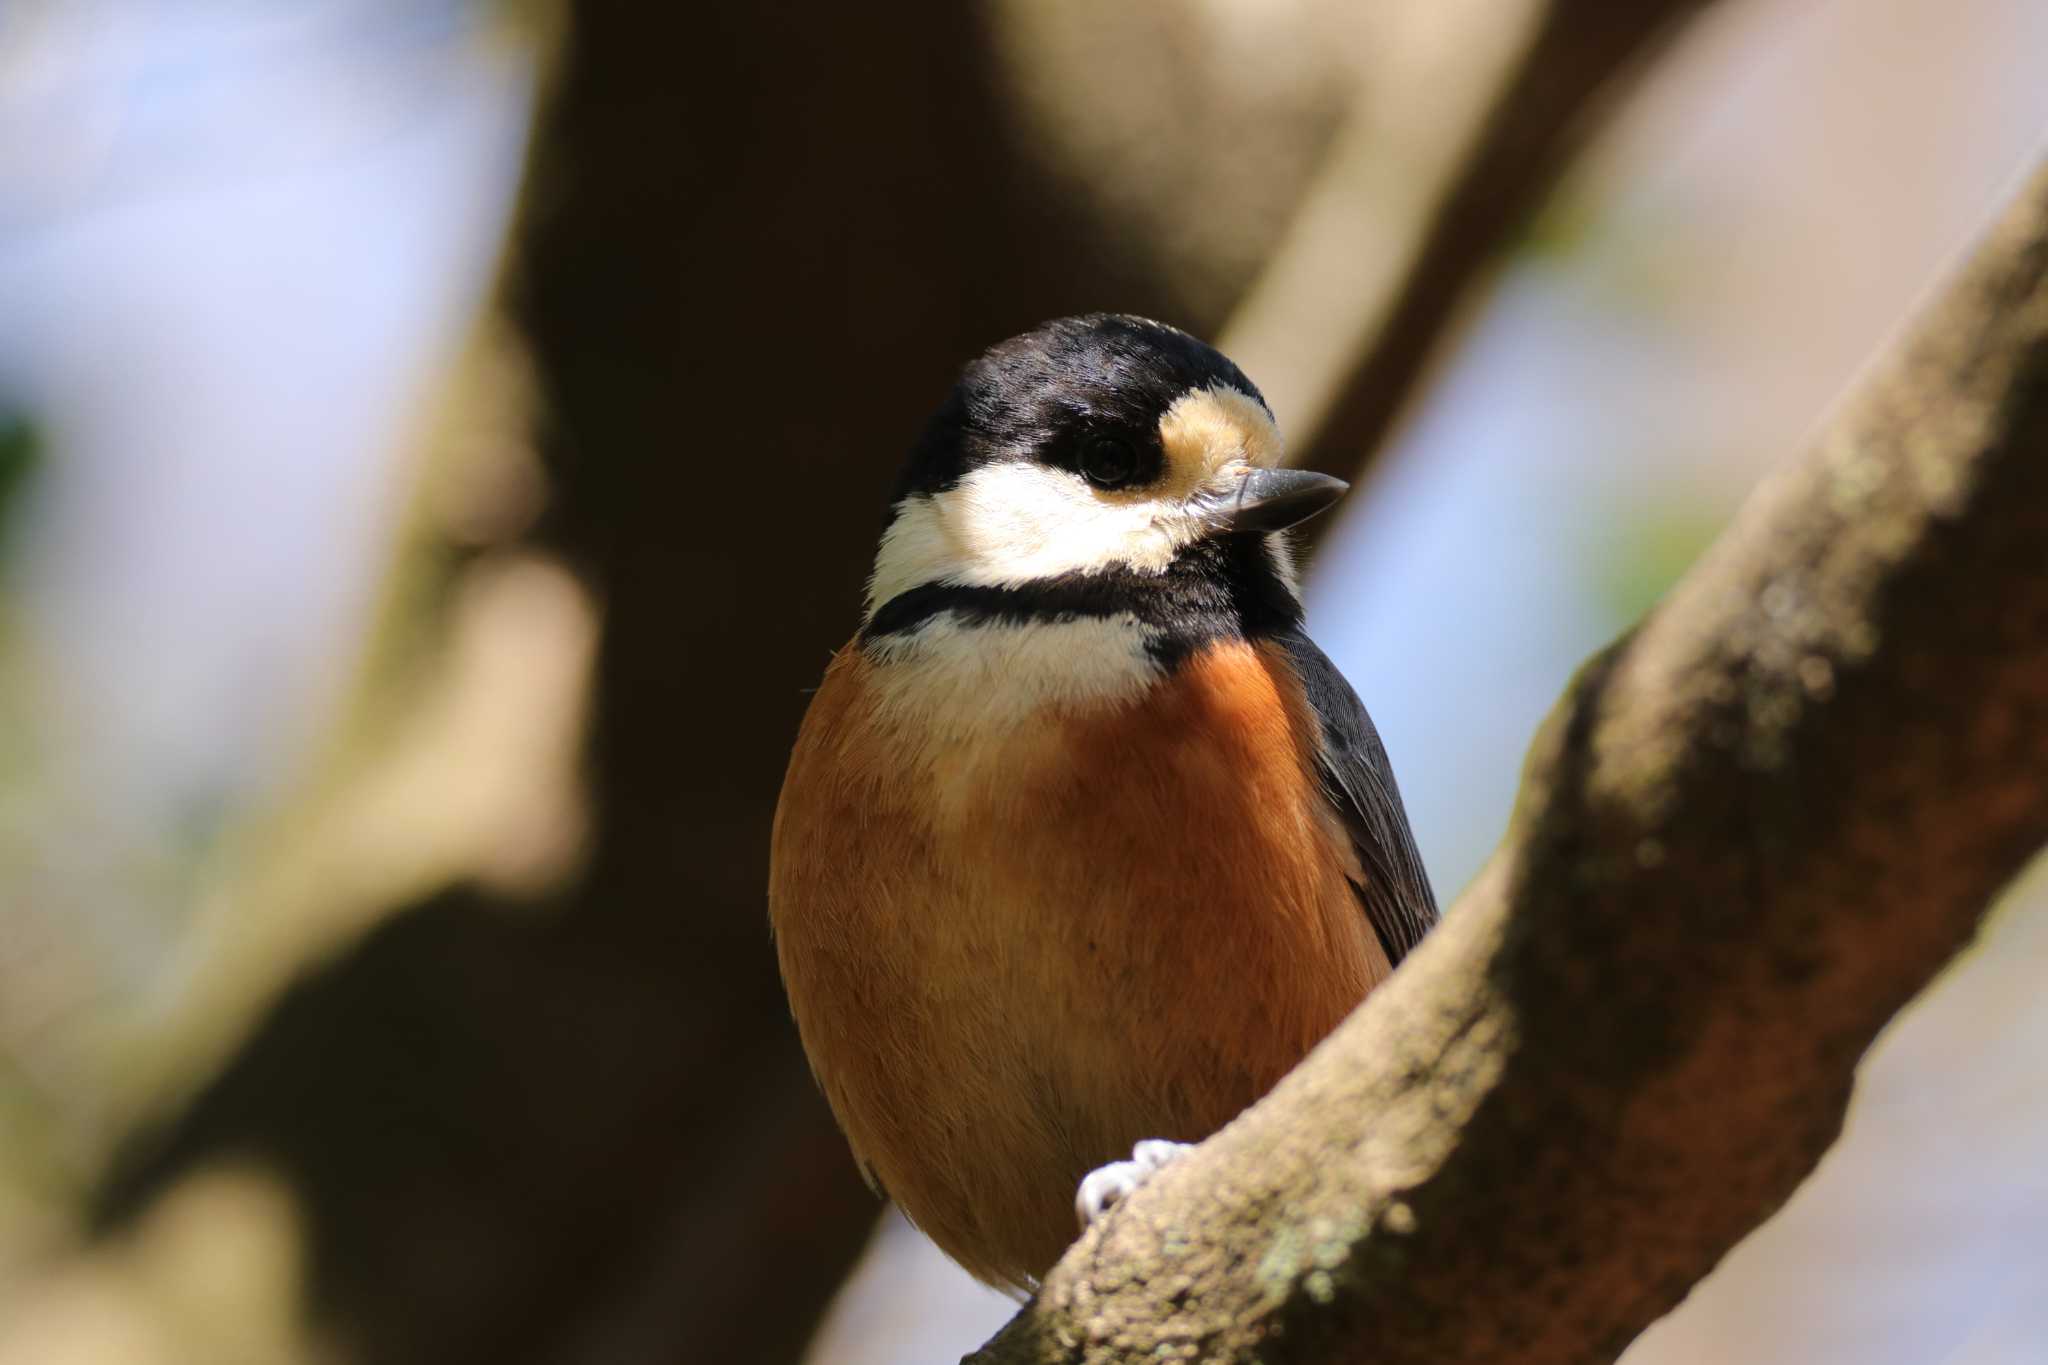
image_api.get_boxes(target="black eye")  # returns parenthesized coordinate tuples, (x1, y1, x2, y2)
(1078, 434, 1140, 489)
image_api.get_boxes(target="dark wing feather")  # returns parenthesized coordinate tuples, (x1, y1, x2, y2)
(1274, 628, 1438, 964)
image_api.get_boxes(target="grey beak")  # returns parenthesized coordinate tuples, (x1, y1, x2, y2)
(1211, 468, 1349, 534)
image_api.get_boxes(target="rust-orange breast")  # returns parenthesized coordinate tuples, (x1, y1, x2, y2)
(768, 636, 1388, 1289)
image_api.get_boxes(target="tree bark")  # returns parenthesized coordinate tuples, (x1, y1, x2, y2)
(968, 149, 2048, 1365)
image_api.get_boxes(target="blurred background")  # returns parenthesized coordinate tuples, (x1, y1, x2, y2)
(0, 1, 2043, 1361)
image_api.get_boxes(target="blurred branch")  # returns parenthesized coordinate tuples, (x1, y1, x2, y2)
(0, 416, 37, 564)
(1233, 0, 1722, 516)
(99, 3, 1241, 1362)
(970, 148, 2048, 1365)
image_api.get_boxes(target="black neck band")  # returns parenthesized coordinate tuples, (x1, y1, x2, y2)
(862, 536, 1300, 669)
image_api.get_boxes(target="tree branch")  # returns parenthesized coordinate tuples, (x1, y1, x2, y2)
(968, 149, 2048, 1365)
(1270, 0, 1720, 515)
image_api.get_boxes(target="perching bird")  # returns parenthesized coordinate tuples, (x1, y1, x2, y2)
(769, 314, 1437, 1292)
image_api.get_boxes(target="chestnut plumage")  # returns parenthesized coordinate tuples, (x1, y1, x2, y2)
(769, 314, 1436, 1290)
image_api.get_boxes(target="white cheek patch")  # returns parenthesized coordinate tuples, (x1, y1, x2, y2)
(865, 462, 1206, 616)
(860, 383, 1297, 626)
(865, 613, 1157, 737)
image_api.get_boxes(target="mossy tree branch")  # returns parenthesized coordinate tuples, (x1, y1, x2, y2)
(969, 149, 2048, 1365)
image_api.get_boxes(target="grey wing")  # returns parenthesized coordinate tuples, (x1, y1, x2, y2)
(1274, 628, 1438, 964)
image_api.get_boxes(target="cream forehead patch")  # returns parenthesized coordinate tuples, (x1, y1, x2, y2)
(1157, 385, 1282, 495)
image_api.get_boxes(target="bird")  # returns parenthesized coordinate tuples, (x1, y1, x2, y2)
(769, 313, 1437, 1292)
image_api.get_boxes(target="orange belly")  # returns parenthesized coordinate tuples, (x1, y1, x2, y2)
(769, 637, 1388, 1289)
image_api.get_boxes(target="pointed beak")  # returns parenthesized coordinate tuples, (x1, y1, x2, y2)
(1208, 468, 1349, 534)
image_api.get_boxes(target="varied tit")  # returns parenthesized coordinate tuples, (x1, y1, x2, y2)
(769, 314, 1437, 1292)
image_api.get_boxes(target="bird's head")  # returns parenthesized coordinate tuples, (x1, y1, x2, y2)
(864, 315, 1344, 620)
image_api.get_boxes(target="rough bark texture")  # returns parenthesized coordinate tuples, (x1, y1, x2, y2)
(968, 152, 2048, 1365)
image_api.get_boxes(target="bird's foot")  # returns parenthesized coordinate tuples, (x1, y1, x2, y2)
(1075, 1139, 1193, 1229)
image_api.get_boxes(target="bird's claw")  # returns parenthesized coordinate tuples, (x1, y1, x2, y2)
(1074, 1139, 1193, 1229)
